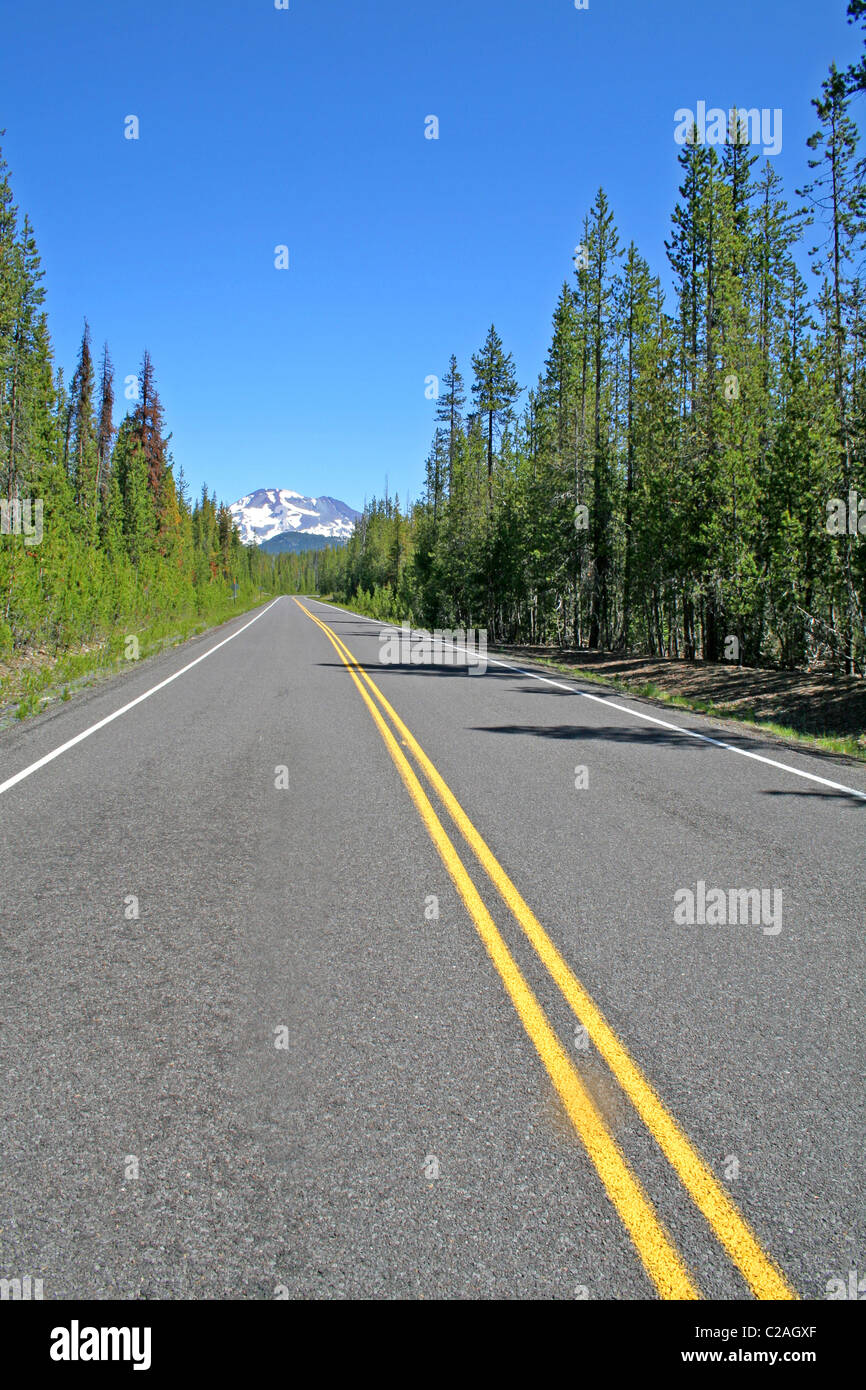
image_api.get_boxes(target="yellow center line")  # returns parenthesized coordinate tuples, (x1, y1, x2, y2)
(295, 598, 797, 1302)
(295, 599, 698, 1299)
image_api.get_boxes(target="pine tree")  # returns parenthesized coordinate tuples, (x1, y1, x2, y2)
(583, 188, 622, 648)
(434, 354, 465, 494)
(96, 342, 115, 509)
(616, 244, 656, 646)
(422, 426, 449, 523)
(1, 199, 46, 501)
(132, 350, 169, 497)
(68, 321, 99, 531)
(470, 324, 520, 502)
(798, 63, 865, 671)
(538, 284, 581, 642)
(845, 0, 866, 94)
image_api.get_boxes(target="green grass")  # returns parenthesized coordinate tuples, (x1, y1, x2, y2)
(1, 591, 276, 727)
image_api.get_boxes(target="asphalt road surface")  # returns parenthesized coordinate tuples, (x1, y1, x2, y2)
(1, 595, 864, 1300)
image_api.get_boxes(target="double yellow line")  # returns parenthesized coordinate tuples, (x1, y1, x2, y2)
(294, 598, 796, 1302)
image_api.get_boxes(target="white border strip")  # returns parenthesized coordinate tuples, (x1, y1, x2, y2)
(0, 598, 282, 798)
(309, 599, 866, 803)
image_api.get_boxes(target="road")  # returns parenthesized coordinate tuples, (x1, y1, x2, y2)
(0, 594, 863, 1300)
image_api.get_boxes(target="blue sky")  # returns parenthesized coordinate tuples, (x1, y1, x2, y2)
(0, 0, 862, 513)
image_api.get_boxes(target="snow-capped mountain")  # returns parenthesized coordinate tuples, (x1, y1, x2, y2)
(229, 488, 361, 546)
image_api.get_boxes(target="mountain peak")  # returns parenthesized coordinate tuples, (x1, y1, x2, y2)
(229, 488, 360, 546)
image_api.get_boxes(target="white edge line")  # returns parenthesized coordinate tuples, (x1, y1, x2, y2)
(0, 598, 283, 797)
(305, 598, 866, 803)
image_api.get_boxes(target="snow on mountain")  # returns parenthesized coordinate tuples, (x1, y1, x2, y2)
(229, 487, 361, 546)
